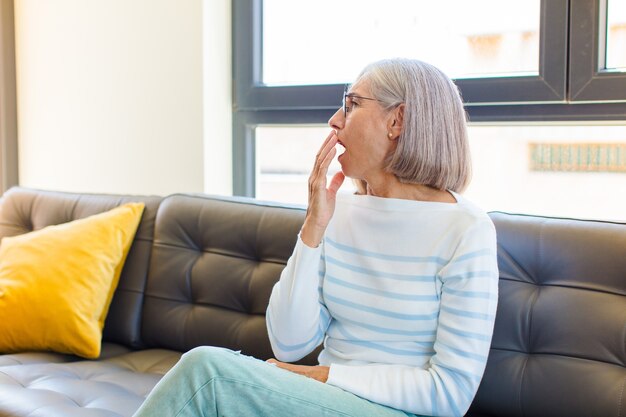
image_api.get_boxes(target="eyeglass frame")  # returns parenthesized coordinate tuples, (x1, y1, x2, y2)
(342, 84, 384, 117)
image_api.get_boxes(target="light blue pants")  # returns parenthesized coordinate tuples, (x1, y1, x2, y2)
(133, 346, 417, 417)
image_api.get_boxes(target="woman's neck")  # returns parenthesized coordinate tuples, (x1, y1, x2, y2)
(364, 174, 456, 203)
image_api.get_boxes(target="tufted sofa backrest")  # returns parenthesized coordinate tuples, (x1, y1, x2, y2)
(139, 194, 307, 360)
(0, 187, 163, 348)
(469, 212, 626, 417)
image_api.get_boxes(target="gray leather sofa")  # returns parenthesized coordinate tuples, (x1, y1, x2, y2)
(0, 187, 624, 417)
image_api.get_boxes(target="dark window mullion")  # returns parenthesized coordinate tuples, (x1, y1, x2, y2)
(569, 0, 626, 102)
(461, 0, 568, 104)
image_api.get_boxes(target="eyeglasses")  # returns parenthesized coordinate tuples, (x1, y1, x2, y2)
(342, 84, 383, 117)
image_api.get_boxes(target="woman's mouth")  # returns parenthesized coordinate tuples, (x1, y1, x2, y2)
(336, 140, 346, 162)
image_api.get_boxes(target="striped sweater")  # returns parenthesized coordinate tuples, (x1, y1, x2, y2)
(267, 192, 499, 417)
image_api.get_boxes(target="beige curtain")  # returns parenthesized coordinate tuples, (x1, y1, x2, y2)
(0, 0, 18, 193)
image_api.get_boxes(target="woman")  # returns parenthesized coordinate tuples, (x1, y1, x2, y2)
(133, 58, 498, 417)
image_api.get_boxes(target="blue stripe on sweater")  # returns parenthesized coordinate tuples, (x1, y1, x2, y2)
(266, 316, 323, 353)
(440, 363, 475, 402)
(325, 293, 439, 320)
(442, 287, 495, 300)
(435, 361, 484, 384)
(326, 255, 436, 282)
(325, 274, 439, 302)
(429, 368, 468, 417)
(319, 305, 331, 324)
(453, 248, 495, 262)
(436, 340, 489, 362)
(429, 364, 481, 416)
(439, 323, 492, 342)
(440, 305, 495, 321)
(441, 270, 495, 281)
(331, 312, 438, 337)
(341, 339, 435, 357)
(325, 237, 448, 265)
(440, 382, 463, 417)
(431, 382, 439, 416)
(334, 325, 435, 357)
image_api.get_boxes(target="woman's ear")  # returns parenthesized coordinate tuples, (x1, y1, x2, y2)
(387, 104, 405, 140)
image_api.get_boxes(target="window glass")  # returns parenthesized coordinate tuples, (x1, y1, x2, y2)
(255, 124, 626, 222)
(465, 124, 626, 221)
(262, 0, 540, 85)
(606, 0, 626, 70)
(255, 126, 355, 205)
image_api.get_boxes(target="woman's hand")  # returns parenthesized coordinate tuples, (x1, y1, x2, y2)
(267, 359, 330, 383)
(301, 131, 345, 248)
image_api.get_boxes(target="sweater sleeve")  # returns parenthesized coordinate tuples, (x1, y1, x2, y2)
(326, 220, 499, 417)
(266, 235, 332, 362)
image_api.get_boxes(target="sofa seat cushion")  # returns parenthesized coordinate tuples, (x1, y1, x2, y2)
(0, 351, 78, 368)
(0, 348, 181, 417)
(0, 343, 134, 367)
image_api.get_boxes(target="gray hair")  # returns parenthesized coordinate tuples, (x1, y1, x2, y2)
(354, 58, 471, 193)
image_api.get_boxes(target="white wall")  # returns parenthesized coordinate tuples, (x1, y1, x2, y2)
(203, 0, 232, 196)
(14, 0, 232, 196)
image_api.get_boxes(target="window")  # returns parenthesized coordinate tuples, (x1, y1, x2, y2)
(466, 123, 626, 221)
(569, 0, 626, 101)
(233, 0, 626, 221)
(262, 0, 540, 85)
(255, 126, 355, 205)
(255, 124, 626, 222)
(606, 0, 626, 70)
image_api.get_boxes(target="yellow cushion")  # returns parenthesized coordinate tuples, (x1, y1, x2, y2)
(0, 202, 145, 359)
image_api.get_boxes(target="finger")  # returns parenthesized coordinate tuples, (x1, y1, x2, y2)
(328, 171, 345, 196)
(310, 149, 335, 196)
(315, 132, 338, 167)
(315, 130, 336, 160)
(313, 152, 334, 186)
(320, 132, 338, 160)
(317, 146, 337, 177)
(310, 132, 336, 185)
(274, 362, 301, 375)
(312, 145, 336, 184)
(268, 360, 288, 370)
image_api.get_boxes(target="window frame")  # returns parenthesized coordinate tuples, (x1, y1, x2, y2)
(569, 0, 626, 101)
(233, 0, 626, 197)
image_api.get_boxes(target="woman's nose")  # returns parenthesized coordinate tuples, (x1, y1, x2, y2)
(328, 108, 344, 130)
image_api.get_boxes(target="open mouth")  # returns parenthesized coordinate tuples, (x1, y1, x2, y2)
(336, 140, 346, 162)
